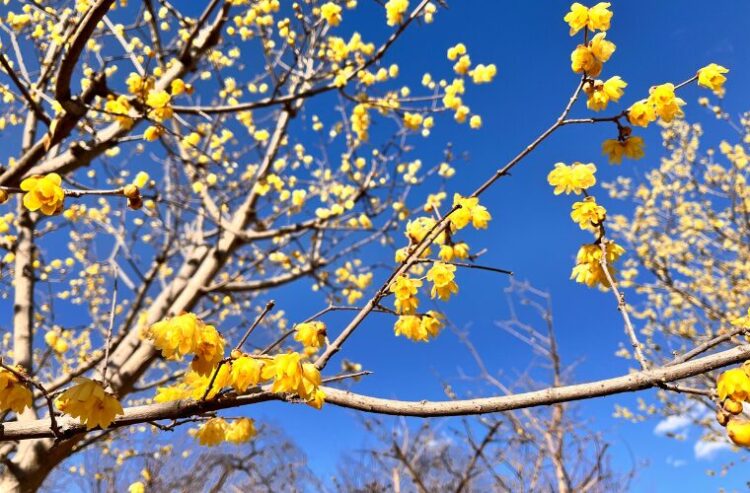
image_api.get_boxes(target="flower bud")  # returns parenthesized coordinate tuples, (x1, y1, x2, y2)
(727, 418, 750, 447)
(724, 399, 744, 415)
(123, 184, 140, 200)
(0, 189, 8, 204)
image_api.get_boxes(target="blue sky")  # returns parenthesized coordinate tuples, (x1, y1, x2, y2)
(2, 0, 749, 490)
(243, 1, 750, 490)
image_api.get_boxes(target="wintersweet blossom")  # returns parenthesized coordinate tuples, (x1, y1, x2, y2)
(0, 368, 32, 414)
(294, 321, 327, 349)
(320, 2, 343, 26)
(697, 63, 729, 94)
(570, 241, 625, 288)
(564, 2, 612, 35)
(627, 99, 656, 128)
(450, 194, 491, 230)
(20, 173, 65, 215)
(230, 356, 265, 392)
(717, 368, 750, 403)
(728, 419, 750, 447)
(602, 137, 645, 164)
(547, 162, 597, 195)
(56, 377, 124, 430)
(648, 83, 685, 122)
(385, 0, 409, 26)
(570, 197, 606, 231)
(225, 417, 257, 444)
(585, 76, 626, 111)
(195, 418, 227, 446)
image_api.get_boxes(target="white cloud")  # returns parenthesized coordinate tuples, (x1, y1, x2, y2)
(654, 415, 691, 435)
(694, 440, 732, 461)
(666, 456, 687, 468)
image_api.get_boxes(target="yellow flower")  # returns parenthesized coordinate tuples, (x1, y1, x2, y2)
(394, 315, 424, 341)
(589, 32, 615, 62)
(385, 0, 409, 26)
(563, 3, 589, 35)
(294, 321, 327, 349)
(585, 76, 626, 111)
(145, 89, 173, 121)
(727, 418, 750, 447)
(126, 72, 154, 96)
(104, 95, 134, 129)
(20, 173, 65, 215)
(547, 162, 596, 195)
(570, 241, 625, 288)
(351, 103, 370, 141)
(262, 352, 304, 394)
(320, 2, 343, 26)
(230, 356, 265, 392)
(56, 377, 124, 430)
(697, 63, 728, 94)
(0, 368, 32, 414)
(394, 313, 443, 342)
(259, 354, 325, 408)
(147, 312, 203, 360)
(143, 126, 163, 141)
(469, 64, 497, 84)
(571, 33, 614, 76)
(431, 279, 458, 301)
(390, 275, 422, 314)
(191, 324, 225, 376)
(564, 2, 612, 35)
(403, 112, 423, 130)
(225, 417, 257, 444)
(570, 45, 601, 76)
(195, 418, 227, 446)
(170, 78, 187, 96)
(128, 482, 145, 493)
(426, 262, 456, 288)
(420, 311, 444, 339)
(451, 194, 491, 230)
(586, 2, 612, 31)
(717, 368, 750, 402)
(602, 137, 645, 164)
(570, 196, 606, 231)
(300, 362, 325, 408)
(405, 216, 445, 244)
(648, 83, 685, 122)
(627, 99, 656, 128)
(390, 275, 422, 300)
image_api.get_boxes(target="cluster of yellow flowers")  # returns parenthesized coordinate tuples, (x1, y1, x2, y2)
(294, 321, 327, 355)
(547, 162, 624, 288)
(385, 0, 409, 26)
(120, 72, 191, 141)
(444, 44, 496, 126)
(564, 3, 728, 169)
(148, 311, 327, 419)
(194, 417, 257, 446)
(147, 313, 226, 375)
(386, 192, 491, 342)
(319, 2, 343, 26)
(716, 362, 750, 447)
(566, 2, 614, 78)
